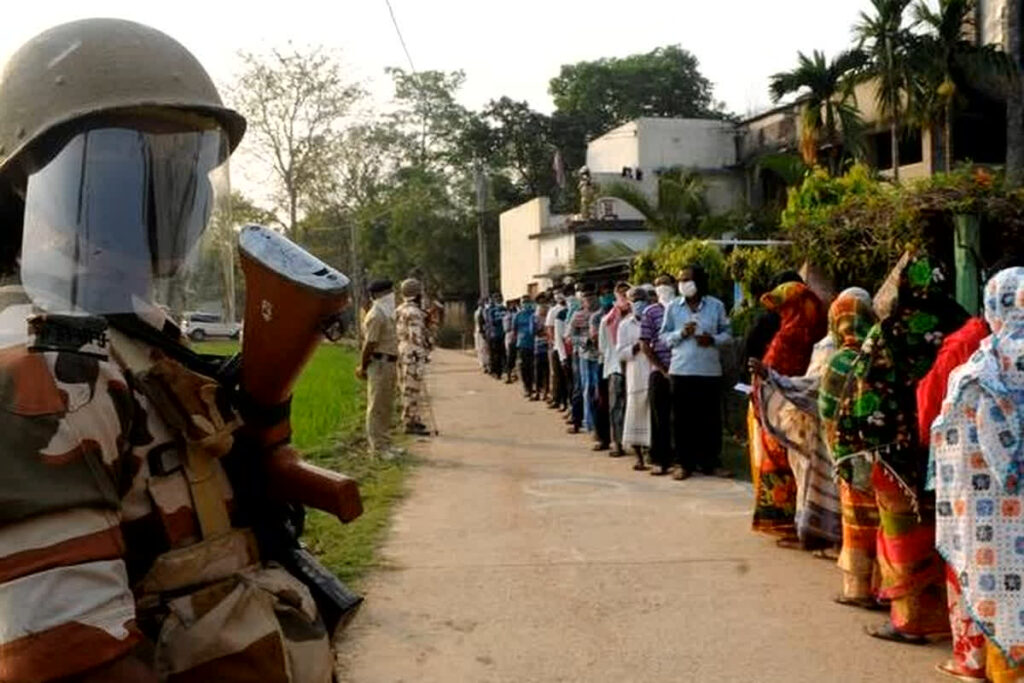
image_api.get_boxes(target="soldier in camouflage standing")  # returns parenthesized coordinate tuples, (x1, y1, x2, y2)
(396, 278, 431, 436)
(0, 19, 340, 682)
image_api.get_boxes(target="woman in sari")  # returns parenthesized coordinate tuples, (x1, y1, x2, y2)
(846, 254, 967, 644)
(751, 289, 872, 549)
(819, 288, 880, 607)
(932, 268, 1024, 681)
(751, 280, 827, 541)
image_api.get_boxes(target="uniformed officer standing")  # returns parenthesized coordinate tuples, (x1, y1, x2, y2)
(395, 278, 430, 436)
(0, 19, 337, 683)
(357, 280, 399, 455)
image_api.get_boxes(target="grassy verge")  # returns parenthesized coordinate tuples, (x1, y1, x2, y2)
(196, 340, 414, 586)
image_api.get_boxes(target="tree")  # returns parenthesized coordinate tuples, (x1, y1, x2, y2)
(911, 0, 1015, 172)
(549, 45, 722, 142)
(231, 46, 364, 238)
(1006, 0, 1024, 186)
(385, 68, 471, 170)
(602, 167, 709, 235)
(855, 0, 914, 182)
(769, 49, 868, 174)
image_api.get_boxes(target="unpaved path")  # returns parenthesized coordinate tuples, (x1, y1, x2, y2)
(337, 350, 945, 682)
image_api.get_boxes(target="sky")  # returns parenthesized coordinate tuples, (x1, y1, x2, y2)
(0, 0, 884, 199)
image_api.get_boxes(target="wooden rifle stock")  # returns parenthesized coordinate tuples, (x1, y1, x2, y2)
(237, 225, 362, 523)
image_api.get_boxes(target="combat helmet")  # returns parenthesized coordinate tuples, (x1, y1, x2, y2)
(401, 278, 423, 299)
(0, 18, 245, 177)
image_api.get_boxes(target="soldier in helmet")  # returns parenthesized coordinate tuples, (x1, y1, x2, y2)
(0, 19, 336, 683)
(396, 278, 431, 436)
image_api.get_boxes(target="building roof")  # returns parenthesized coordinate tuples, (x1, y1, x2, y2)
(528, 218, 647, 239)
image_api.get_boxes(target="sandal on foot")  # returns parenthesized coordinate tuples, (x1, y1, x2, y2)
(633, 463, 650, 471)
(813, 548, 840, 561)
(834, 596, 888, 612)
(650, 467, 671, 477)
(775, 537, 804, 550)
(935, 660, 986, 682)
(865, 622, 929, 645)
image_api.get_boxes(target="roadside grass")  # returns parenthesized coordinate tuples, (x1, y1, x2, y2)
(195, 340, 413, 586)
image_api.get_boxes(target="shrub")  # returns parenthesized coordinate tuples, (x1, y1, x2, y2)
(632, 237, 729, 299)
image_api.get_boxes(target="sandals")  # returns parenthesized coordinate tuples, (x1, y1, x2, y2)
(865, 622, 944, 645)
(935, 660, 986, 682)
(673, 469, 692, 481)
(833, 596, 889, 612)
(633, 463, 650, 471)
(813, 547, 840, 561)
(650, 467, 671, 477)
(775, 537, 804, 550)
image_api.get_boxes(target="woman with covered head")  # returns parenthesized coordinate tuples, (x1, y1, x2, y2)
(842, 253, 968, 644)
(819, 288, 880, 608)
(751, 279, 828, 542)
(750, 288, 870, 550)
(932, 268, 1024, 681)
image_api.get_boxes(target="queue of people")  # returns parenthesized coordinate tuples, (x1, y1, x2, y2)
(473, 264, 735, 480)
(748, 255, 1024, 681)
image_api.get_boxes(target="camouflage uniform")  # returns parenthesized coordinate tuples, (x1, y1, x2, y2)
(0, 296, 333, 683)
(395, 300, 429, 430)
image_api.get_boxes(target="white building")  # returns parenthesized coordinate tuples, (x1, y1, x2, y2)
(586, 117, 744, 214)
(499, 117, 746, 299)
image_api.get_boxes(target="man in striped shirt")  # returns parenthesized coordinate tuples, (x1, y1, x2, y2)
(641, 275, 676, 476)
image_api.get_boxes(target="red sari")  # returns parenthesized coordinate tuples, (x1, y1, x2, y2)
(752, 282, 827, 536)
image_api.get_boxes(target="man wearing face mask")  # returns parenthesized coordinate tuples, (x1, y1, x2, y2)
(359, 279, 400, 455)
(660, 265, 734, 480)
(617, 286, 654, 470)
(569, 284, 599, 433)
(598, 281, 632, 455)
(642, 275, 676, 475)
(514, 295, 537, 398)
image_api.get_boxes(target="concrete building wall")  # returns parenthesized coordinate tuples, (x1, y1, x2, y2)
(499, 198, 545, 299)
(703, 173, 747, 215)
(586, 121, 640, 172)
(538, 233, 575, 284)
(979, 0, 1007, 47)
(634, 118, 737, 170)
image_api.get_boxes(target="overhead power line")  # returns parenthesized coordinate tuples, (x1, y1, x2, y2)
(384, 0, 416, 73)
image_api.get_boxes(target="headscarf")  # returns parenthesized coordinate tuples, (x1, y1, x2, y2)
(932, 268, 1024, 664)
(842, 254, 968, 490)
(760, 281, 828, 377)
(938, 267, 1024, 491)
(818, 287, 877, 479)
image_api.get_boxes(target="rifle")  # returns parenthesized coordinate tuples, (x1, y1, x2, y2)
(223, 224, 364, 633)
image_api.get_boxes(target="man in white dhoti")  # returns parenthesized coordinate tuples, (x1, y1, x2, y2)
(616, 286, 653, 471)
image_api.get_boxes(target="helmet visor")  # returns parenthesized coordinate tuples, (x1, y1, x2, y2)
(21, 126, 230, 316)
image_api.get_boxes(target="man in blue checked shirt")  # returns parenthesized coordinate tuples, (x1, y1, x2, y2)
(659, 264, 734, 481)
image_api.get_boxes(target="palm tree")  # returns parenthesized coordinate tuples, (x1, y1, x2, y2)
(1007, 0, 1024, 187)
(602, 167, 709, 235)
(769, 49, 868, 175)
(855, 0, 914, 183)
(911, 0, 1015, 172)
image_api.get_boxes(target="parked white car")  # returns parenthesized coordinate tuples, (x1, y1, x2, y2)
(181, 311, 241, 341)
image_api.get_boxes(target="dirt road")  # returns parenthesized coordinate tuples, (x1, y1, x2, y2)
(337, 349, 946, 682)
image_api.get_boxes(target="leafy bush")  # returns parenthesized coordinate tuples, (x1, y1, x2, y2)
(632, 236, 729, 298)
(727, 245, 800, 301)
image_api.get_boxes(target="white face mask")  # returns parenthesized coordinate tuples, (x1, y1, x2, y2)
(376, 292, 397, 318)
(656, 285, 675, 305)
(679, 280, 698, 299)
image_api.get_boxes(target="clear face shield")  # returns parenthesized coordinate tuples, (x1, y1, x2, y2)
(19, 120, 232, 320)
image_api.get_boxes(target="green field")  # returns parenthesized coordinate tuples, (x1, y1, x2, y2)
(196, 340, 412, 584)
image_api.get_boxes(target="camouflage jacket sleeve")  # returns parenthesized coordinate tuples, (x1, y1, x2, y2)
(0, 334, 142, 681)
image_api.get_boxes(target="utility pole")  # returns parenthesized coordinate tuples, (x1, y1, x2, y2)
(474, 163, 490, 299)
(350, 217, 363, 346)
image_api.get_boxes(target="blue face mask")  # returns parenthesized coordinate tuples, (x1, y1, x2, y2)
(600, 293, 615, 308)
(632, 301, 647, 317)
